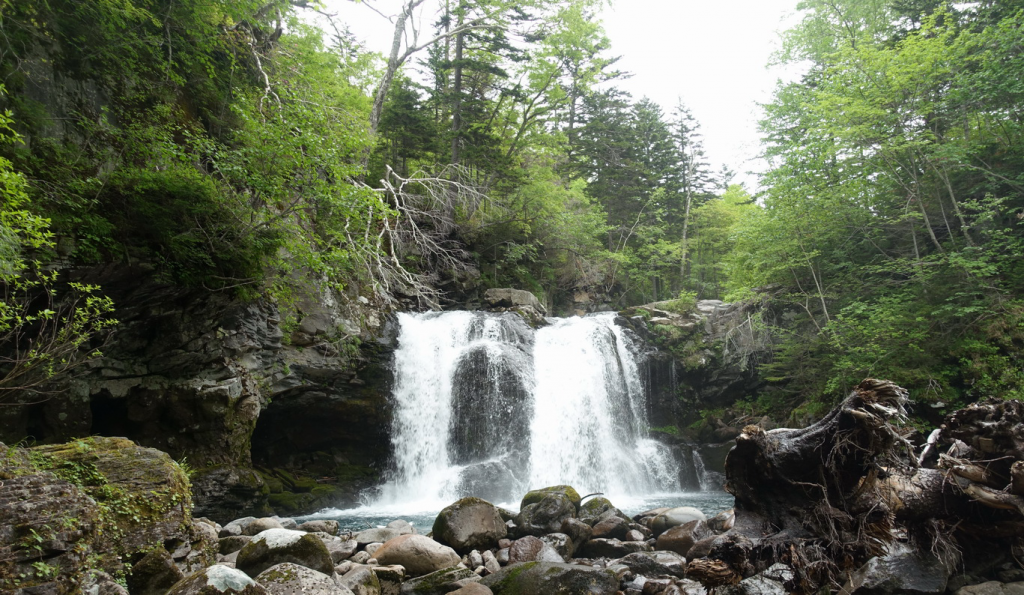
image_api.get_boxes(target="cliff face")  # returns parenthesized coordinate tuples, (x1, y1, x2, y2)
(0, 263, 395, 522)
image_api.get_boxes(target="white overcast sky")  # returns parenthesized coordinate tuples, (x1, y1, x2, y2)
(318, 0, 806, 189)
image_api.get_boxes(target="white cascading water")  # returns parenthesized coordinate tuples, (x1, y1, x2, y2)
(374, 310, 681, 509)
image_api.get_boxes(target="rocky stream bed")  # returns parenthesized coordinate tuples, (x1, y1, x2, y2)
(4, 380, 1024, 595)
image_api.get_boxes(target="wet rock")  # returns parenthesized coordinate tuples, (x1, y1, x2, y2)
(844, 548, 951, 593)
(508, 535, 544, 563)
(613, 551, 687, 578)
(166, 565, 267, 595)
(706, 509, 734, 533)
(578, 497, 625, 525)
(515, 493, 576, 536)
(956, 583, 1024, 595)
(299, 520, 340, 535)
(129, 548, 187, 595)
(650, 508, 706, 537)
(481, 561, 619, 595)
(625, 530, 646, 542)
(718, 563, 794, 595)
(256, 562, 352, 595)
(337, 565, 381, 595)
(655, 521, 711, 558)
(579, 538, 653, 558)
(521, 485, 581, 509)
(592, 516, 630, 540)
(399, 566, 478, 595)
(560, 518, 593, 546)
(372, 534, 461, 577)
(235, 528, 334, 577)
(540, 533, 576, 560)
(432, 497, 508, 554)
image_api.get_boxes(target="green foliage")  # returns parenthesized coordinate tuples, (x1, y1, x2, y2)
(729, 0, 1024, 416)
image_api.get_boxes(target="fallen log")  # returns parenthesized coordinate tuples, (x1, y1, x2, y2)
(718, 379, 1024, 593)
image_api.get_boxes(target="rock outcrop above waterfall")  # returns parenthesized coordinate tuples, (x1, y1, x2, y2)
(620, 298, 772, 432)
(481, 288, 547, 326)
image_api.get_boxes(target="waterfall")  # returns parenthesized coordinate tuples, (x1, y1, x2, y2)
(375, 311, 681, 508)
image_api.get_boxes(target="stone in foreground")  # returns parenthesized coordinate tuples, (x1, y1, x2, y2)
(373, 534, 462, 577)
(256, 562, 353, 595)
(166, 565, 267, 595)
(481, 561, 619, 595)
(432, 497, 507, 554)
(235, 528, 334, 578)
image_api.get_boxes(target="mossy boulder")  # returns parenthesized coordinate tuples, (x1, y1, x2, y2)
(577, 497, 627, 526)
(519, 485, 581, 510)
(515, 493, 576, 537)
(432, 497, 507, 554)
(480, 561, 619, 595)
(28, 437, 194, 561)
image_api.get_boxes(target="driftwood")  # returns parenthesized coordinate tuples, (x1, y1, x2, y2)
(719, 380, 1024, 592)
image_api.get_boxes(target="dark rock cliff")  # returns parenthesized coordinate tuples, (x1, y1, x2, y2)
(0, 263, 396, 522)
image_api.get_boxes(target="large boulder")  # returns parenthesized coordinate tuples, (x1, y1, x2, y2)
(166, 565, 267, 595)
(655, 520, 711, 558)
(520, 485, 581, 509)
(255, 563, 353, 595)
(29, 437, 195, 559)
(649, 507, 706, 537)
(372, 534, 461, 577)
(432, 497, 507, 554)
(591, 516, 629, 540)
(577, 497, 626, 525)
(482, 289, 547, 315)
(235, 529, 334, 578)
(507, 536, 563, 564)
(481, 561, 619, 595)
(515, 493, 576, 536)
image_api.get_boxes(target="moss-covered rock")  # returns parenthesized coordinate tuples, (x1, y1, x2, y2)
(29, 436, 193, 562)
(519, 485, 581, 510)
(480, 561, 619, 595)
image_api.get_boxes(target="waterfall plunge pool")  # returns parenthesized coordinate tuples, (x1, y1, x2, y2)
(310, 310, 734, 530)
(304, 491, 735, 533)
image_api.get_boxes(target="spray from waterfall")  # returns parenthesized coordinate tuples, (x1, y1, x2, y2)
(375, 311, 683, 507)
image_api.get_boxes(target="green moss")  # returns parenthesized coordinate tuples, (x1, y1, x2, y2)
(521, 486, 581, 509)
